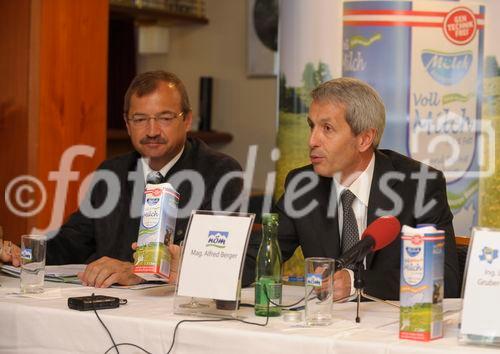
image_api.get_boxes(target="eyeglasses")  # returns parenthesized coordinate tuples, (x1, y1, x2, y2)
(126, 111, 184, 127)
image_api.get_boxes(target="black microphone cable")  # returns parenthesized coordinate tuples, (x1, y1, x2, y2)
(165, 292, 273, 354)
(88, 293, 152, 354)
(101, 286, 314, 354)
(240, 284, 315, 309)
(165, 284, 310, 353)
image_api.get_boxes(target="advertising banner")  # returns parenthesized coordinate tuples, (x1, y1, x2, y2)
(277, 0, 342, 280)
(343, 0, 485, 235)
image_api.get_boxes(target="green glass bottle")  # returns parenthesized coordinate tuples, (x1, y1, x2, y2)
(255, 213, 282, 317)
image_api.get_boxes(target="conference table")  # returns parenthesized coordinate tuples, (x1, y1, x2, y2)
(0, 275, 496, 354)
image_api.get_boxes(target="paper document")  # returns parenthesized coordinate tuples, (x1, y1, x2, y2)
(0, 264, 172, 289)
(0, 264, 85, 284)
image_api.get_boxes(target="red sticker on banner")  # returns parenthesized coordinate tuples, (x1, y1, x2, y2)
(443, 7, 477, 45)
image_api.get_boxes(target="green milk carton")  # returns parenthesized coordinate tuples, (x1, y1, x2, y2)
(400, 224, 444, 341)
(133, 182, 179, 281)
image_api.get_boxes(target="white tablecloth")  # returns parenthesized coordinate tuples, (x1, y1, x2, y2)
(0, 275, 496, 354)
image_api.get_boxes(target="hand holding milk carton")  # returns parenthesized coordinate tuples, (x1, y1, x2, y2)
(133, 182, 179, 281)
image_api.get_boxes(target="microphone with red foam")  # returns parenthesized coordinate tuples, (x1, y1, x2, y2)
(336, 215, 401, 269)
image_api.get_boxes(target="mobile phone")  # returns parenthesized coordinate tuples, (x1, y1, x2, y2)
(67, 295, 123, 311)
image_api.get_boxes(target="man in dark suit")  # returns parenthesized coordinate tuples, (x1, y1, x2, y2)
(3, 71, 242, 288)
(244, 78, 460, 300)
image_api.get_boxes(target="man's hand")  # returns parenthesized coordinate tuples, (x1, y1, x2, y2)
(333, 269, 352, 301)
(1, 241, 21, 267)
(77, 257, 144, 288)
(166, 244, 180, 284)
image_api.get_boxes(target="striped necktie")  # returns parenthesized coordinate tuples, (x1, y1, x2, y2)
(341, 189, 359, 261)
(146, 171, 163, 184)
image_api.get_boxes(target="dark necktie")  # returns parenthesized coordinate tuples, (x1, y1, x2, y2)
(146, 171, 163, 184)
(341, 189, 359, 258)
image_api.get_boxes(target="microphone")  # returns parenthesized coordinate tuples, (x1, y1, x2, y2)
(336, 216, 401, 269)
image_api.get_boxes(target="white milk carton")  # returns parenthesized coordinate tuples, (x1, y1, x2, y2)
(400, 224, 444, 341)
(133, 182, 179, 281)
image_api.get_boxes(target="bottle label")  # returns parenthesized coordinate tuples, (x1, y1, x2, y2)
(255, 278, 282, 307)
(305, 273, 322, 287)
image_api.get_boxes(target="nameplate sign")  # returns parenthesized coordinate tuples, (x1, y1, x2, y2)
(460, 228, 500, 345)
(176, 211, 254, 301)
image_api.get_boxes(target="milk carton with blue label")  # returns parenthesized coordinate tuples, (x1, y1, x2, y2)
(400, 224, 444, 341)
(133, 183, 179, 281)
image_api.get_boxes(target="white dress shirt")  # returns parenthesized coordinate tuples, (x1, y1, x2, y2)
(332, 153, 375, 296)
(141, 147, 184, 183)
(333, 153, 375, 241)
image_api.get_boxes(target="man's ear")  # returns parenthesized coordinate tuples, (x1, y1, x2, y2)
(357, 128, 376, 152)
(183, 111, 193, 132)
(124, 115, 131, 136)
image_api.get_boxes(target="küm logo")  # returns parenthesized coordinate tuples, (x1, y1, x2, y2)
(206, 231, 229, 248)
(146, 197, 160, 206)
(406, 247, 422, 257)
(21, 248, 32, 261)
(479, 246, 498, 264)
(421, 50, 472, 86)
(305, 273, 322, 287)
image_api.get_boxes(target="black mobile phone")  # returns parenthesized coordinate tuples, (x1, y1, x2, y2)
(67, 295, 122, 311)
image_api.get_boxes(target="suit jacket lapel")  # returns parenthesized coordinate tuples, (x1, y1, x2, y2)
(314, 176, 342, 259)
(163, 139, 192, 182)
(366, 149, 397, 268)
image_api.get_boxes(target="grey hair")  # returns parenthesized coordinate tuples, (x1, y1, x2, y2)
(311, 77, 386, 147)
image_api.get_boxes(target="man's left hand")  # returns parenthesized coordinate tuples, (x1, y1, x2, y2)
(77, 257, 144, 288)
(333, 269, 352, 301)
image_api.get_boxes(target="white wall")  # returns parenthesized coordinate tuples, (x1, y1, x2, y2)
(137, 0, 277, 190)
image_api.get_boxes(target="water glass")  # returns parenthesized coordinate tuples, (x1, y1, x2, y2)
(20, 234, 46, 293)
(304, 257, 335, 326)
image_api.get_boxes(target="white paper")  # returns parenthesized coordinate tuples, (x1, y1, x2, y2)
(460, 229, 500, 337)
(1, 264, 86, 278)
(177, 213, 252, 300)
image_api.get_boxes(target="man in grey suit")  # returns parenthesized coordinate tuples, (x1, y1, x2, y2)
(244, 78, 460, 300)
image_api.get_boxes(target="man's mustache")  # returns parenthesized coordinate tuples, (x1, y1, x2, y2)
(140, 137, 167, 144)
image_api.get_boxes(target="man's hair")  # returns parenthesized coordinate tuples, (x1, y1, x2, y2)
(311, 77, 386, 147)
(123, 70, 191, 115)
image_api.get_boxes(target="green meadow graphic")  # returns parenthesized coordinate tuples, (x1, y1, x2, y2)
(479, 62, 500, 228)
(400, 303, 443, 333)
(447, 180, 479, 211)
(134, 243, 168, 266)
(277, 61, 333, 281)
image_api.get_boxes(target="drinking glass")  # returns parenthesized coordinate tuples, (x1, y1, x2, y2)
(20, 234, 47, 293)
(304, 257, 335, 326)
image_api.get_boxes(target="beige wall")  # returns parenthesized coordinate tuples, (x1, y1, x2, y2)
(138, 0, 277, 190)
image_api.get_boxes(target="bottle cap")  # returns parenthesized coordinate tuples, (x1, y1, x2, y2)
(262, 213, 279, 225)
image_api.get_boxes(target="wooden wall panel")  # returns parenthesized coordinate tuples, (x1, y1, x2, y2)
(0, 0, 108, 243)
(35, 0, 108, 232)
(0, 0, 31, 242)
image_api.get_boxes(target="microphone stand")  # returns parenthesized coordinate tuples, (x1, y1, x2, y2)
(337, 251, 399, 323)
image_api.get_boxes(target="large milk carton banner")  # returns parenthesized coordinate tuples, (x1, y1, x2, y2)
(343, 1, 485, 235)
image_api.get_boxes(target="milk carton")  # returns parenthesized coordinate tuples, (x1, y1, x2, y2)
(133, 183, 179, 281)
(400, 224, 444, 341)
